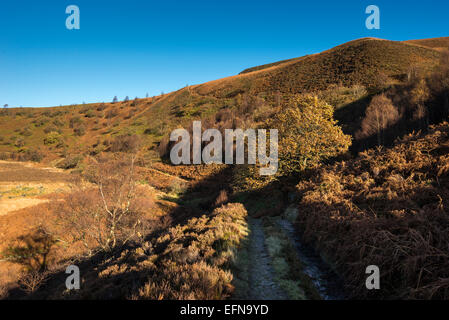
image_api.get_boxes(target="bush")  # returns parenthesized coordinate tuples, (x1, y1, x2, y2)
(0, 152, 9, 160)
(96, 103, 107, 111)
(56, 155, 83, 169)
(19, 149, 44, 162)
(52, 119, 65, 128)
(105, 109, 118, 119)
(110, 135, 141, 153)
(69, 116, 83, 129)
(85, 110, 96, 118)
(43, 126, 60, 134)
(33, 118, 48, 127)
(14, 137, 25, 148)
(43, 132, 63, 146)
(21, 128, 33, 137)
(73, 125, 86, 136)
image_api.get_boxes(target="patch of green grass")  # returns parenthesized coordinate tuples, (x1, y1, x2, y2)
(0, 186, 45, 199)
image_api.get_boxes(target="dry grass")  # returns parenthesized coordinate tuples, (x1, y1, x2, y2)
(295, 122, 449, 299)
(9, 203, 247, 300)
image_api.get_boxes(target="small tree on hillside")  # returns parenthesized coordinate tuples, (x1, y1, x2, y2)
(124, 96, 130, 102)
(358, 94, 399, 146)
(57, 155, 155, 253)
(268, 95, 352, 175)
(112, 96, 118, 104)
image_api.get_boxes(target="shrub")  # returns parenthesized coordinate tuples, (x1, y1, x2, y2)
(33, 118, 48, 127)
(110, 135, 141, 153)
(96, 103, 107, 111)
(69, 116, 83, 128)
(19, 149, 44, 162)
(85, 110, 96, 118)
(43, 125, 59, 134)
(73, 125, 86, 136)
(56, 155, 83, 169)
(52, 119, 65, 128)
(0, 152, 9, 160)
(105, 109, 118, 119)
(21, 127, 33, 137)
(43, 132, 63, 145)
(14, 137, 25, 148)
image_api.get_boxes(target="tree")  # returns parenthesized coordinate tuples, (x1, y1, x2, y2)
(56, 155, 155, 253)
(268, 95, 352, 175)
(124, 96, 130, 102)
(112, 96, 118, 104)
(410, 79, 431, 128)
(358, 94, 399, 146)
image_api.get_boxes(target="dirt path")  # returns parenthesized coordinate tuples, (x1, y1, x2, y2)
(277, 218, 346, 300)
(246, 218, 288, 300)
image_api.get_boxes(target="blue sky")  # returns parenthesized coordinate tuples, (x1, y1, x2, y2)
(0, 0, 448, 108)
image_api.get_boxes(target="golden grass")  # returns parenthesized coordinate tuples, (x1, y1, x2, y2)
(295, 122, 449, 299)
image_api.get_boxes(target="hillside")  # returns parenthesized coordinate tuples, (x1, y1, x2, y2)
(404, 37, 449, 51)
(0, 37, 445, 166)
(195, 38, 441, 98)
(295, 122, 449, 299)
(1, 36, 449, 301)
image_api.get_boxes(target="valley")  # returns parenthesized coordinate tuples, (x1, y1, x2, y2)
(0, 36, 449, 300)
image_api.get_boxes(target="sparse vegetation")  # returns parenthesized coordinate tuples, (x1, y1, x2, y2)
(56, 156, 155, 253)
(295, 123, 449, 299)
(0, 36, 448, 301)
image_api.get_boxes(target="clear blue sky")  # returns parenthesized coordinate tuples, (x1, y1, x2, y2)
(0, 0, 448, 108)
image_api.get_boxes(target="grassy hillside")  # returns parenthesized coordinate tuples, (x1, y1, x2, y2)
(1, 36, 449, 300)
(0, 37, 444, 165)
(404, 37, 449, 51)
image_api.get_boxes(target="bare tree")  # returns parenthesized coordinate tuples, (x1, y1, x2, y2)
(18, 270, 48, 294)
(57, 155, 155, 253)
(358, 94, 399, 146)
